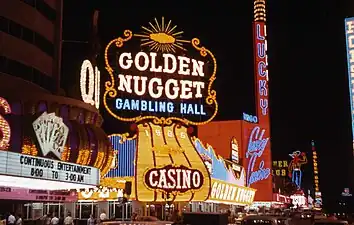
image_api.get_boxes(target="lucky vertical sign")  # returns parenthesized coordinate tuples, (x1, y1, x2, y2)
(254, 22, 269, 123)
(247, 0, 273, 201)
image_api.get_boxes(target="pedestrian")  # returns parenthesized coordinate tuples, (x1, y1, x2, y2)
(51, 214, 59, 225)
(7, 213, 16, 225)
(15, 214, 22, 225)
(64, 213, 73, 225)
(99, 211, 107, 222)
(45, 214, 52, 225)
(87, 214, 95, 225)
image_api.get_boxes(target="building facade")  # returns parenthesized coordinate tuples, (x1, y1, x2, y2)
(0, 0, 62, 92)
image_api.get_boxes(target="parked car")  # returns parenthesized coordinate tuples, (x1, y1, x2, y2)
(241, 215, 290, 225)
(313, 219, 348, 225)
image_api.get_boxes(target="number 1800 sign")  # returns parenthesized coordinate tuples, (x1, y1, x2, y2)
(103, 17, 218, 125)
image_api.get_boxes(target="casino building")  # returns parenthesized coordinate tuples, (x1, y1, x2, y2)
(0, 0, 113, 218)
(74, 126, 256, 221)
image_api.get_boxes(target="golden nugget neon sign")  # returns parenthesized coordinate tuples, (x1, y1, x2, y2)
(103, 17, 217, 125)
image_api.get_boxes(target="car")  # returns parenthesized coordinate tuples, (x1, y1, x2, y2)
(313, 219, 348, 225)
(101, 217, 174, 225)
(241, 215, 290, 225)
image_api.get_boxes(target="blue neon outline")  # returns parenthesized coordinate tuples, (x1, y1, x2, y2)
(345, 18, 354, 143)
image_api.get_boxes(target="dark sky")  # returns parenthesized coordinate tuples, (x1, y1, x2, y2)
(62, 0, 354, 210)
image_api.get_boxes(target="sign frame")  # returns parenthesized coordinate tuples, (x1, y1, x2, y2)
(103, 18, 218, 126)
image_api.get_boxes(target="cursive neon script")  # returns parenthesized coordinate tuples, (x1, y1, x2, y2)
(246, 126, 271, 186)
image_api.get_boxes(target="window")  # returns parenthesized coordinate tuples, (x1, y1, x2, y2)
(36, 0, 57, 22)
(21, 0, 56, 22)
(0, 56, 54, 92)
(0, 16, 8, 32)
(0, 17, 54, 57)
(21, 0, 35, 7)
(9, 21, 22, 37)
(34, 33, 54, 56)
(22, 26, 34, 43)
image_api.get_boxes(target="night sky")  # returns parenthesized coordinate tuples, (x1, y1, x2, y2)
(62, 0, 354, 210)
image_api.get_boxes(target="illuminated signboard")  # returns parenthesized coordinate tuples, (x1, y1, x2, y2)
(144, 165, 204, 193)
(0, 148, 99, 186)
(243, 113, 258, 124)
(194, 138, 246, 187)
(246, 126, 271, 186)
(208, 179, 256, 205)
(80, 60, 100, 109)
(254, 22, 269, 120)
(135, 122, 210, 202)
(0, 97, 100, 188)
(272, 160, 288, 177)
(345, 18, 354, 155)
(0, 97, 11, 150)
(103, 17, 217, 125)
(0, 187, 77, 202)
(194, 139, 255, 205)
(78, 187, 124, 200)
(32, 112, 69, 159)
(106, 134, 136, 178)
(290, 194, 307, 208)
(288, 151, 307, 188)
(311, 140, 322, 208)
(248, 0, 273, 201)
(230, 137, 240, 164)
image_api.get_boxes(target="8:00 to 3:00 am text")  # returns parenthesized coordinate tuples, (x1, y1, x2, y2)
(20, 155, 91, 183)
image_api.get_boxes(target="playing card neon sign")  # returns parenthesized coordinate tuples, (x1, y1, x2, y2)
(32, 112, 69, 159)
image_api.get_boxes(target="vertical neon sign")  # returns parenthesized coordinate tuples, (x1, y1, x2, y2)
(246, 0, 273, 201)
(345, 18, 354, 156)
(311, 140, 322, 208)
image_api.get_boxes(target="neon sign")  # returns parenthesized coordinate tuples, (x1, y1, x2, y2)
(103, 17, 217, 125)
(246, 126, 271, 186)
(345, 18, 354, 156)
(80, 60, 100, 109)
(231, 137, 239, 164)
(144, 165, 204, 193)
(311, 140, 322, 208)
(243, 113, 258, 123)
(288, 151, 307, 188)
(255, 23, 268, 117)
(0, 97, 11, 150)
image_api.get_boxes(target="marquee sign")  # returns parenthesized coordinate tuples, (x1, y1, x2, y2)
(103, 17, 217, 125)
(0, 97, 100, 188)
(0, 151, 99, 186)
(144, 165, 204, 193)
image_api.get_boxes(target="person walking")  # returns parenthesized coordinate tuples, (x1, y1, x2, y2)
(64, 213, 74, 225)
(7, 213, 16, 225)
(15, 214, 22, 225)
(87, 214, 95, 225)
(51, 214, 59, 225)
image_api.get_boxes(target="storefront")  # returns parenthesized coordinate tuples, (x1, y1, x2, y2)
(75, 127, 255, 220)
(0, 76, 113, 218)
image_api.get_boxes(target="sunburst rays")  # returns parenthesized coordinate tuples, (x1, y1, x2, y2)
(134, 17, 190, 53)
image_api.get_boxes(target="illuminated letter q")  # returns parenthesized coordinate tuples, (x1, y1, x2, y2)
(0, 97, 11, 150)
(80, 60, 100, 109)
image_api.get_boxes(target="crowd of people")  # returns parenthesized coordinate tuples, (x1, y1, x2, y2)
(0, 213, 22, 225)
